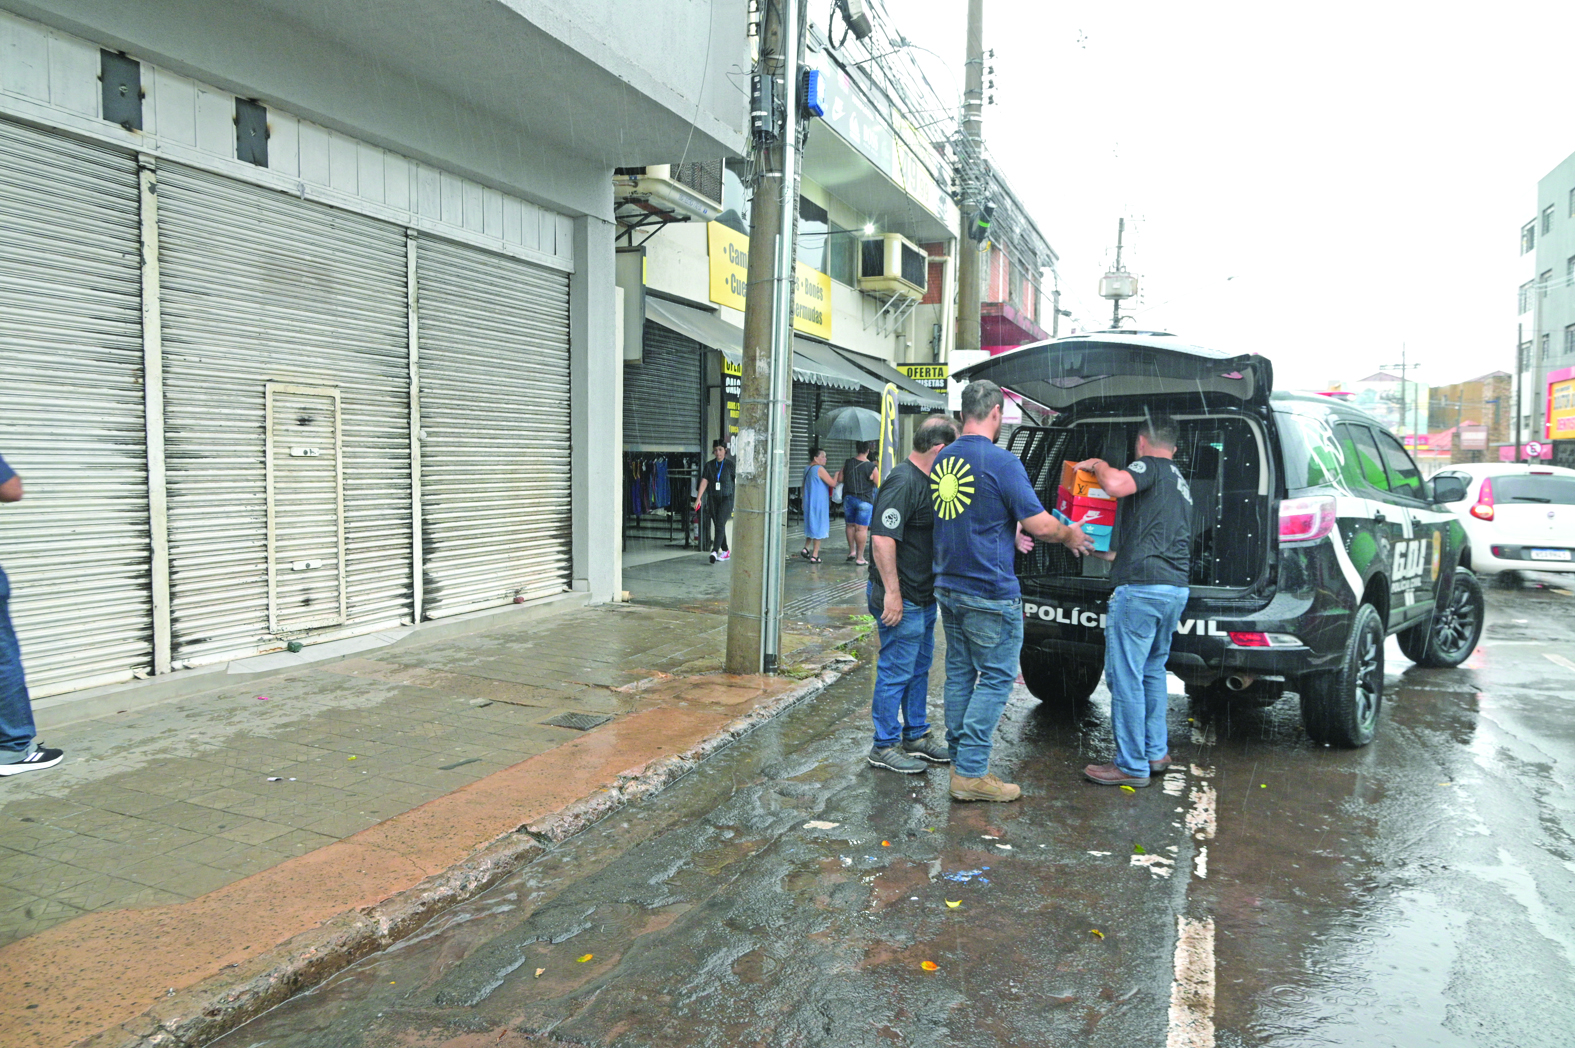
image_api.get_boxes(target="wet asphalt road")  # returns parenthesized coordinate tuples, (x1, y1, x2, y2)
(214, 576, 1575, 1048)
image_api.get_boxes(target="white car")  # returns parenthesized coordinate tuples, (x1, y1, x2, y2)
(1430, 462, 1575, 577)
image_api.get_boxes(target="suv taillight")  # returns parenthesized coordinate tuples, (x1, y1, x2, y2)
(1278, 496, 1337, 543)
(1470, 477, 1494, 521)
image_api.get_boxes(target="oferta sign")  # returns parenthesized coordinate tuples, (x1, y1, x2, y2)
(897, 364, 949, 389)
(707, 222, 832, 340)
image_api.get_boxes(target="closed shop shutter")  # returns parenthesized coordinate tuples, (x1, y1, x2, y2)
(157, 164, 412, 667)
(417, 236, 572, 617)
(624, 321, 702, 453)
(789, 381, 817, 487)
(788, 383, 878, 489)
(0, 120, 150, 696)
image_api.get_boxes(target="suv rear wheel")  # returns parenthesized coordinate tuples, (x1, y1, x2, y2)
(1398, 568, 1484, 669)
(1299, 602, 1385, 747)
(1019, 649, 1102, 708)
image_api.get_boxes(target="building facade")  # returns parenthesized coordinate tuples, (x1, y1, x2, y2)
(0, 1, 745, 699)
(1517, 147, 1575, 464)
(1427, 371, 1513, 464)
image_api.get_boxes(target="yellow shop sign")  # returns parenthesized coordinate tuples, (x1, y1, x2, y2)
(707, 222, 832, 340)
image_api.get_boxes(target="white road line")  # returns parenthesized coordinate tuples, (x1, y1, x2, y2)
(1194, 845, 1208, 880)
(1167, 915, 1216, 1048)
(1545, 653, 1575, 674)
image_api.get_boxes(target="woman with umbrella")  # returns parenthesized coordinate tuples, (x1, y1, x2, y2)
(800, 446, 839, 563)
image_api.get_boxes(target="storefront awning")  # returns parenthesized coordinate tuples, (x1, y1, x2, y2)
(829, 347, 947, 410)
(644, 297, 870, 392)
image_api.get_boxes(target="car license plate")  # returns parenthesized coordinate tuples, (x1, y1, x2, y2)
(1529, 549, 1572, 561)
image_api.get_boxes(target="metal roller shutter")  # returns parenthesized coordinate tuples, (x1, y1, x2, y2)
(417, 236, 572, 616)
(624, 321, 702, 452)
(157, 164, 412, 667)
(788, 383, 878, 489)
(0, 120, 150, 696)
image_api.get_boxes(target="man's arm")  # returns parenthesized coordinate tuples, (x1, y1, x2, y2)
(871, 536, 904, 626)
(1074, 458, 1137, 498)
(0, 476, 20, 503)
(1020, 510, 1092, 554)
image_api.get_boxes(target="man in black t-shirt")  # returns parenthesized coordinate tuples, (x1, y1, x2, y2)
(1074, 415, 1193, 788)
(864, 416, 958, 774)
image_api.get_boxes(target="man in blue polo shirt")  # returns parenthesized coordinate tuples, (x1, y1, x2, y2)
(932, 381, 1092, 802)
(0, 452, 64, 776)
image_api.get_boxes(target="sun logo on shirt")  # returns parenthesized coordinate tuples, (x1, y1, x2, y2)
(931, 456, 975, 520)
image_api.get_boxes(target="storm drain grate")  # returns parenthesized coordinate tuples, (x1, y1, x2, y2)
(545, 711, 614, 731)
(782, 577, 868, 618)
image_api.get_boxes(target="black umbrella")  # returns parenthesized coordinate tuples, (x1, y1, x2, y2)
(813, 405, 882, 441)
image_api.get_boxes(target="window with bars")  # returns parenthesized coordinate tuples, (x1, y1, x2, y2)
(1566, 324, 1575, 357)
(1542, 270, 1554, 298)
(1543, 204, 1556, 235)
(1523, 222, 1537, 254)
(1520, 281, 1534, 314)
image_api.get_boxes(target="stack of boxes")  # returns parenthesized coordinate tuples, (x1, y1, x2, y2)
(1053, 461, 1117, 551)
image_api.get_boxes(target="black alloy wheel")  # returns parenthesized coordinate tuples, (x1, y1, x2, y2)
(1299, 602, 1385, 747)
(1398, 568, 1485, 669)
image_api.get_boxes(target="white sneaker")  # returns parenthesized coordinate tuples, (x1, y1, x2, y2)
(708, 552, 717, 564)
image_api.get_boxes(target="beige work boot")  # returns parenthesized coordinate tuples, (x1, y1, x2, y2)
(949, 771, 1021, 802)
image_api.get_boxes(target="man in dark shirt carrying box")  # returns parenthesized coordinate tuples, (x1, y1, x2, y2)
(865, 416, 957, 774)
(1074, 414, 1193, 788)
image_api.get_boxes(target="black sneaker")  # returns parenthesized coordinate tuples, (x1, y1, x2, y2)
(0, 745, 64, 776)
(867, 745, 926, 774)
(902, 732, 952, 764)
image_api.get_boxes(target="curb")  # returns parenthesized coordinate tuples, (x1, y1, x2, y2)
(75, 657, 857, 1048)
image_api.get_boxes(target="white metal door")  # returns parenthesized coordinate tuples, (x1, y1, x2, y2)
(266, 384, 347, 632)
(157, 164, 411, 667)
(0, 119, 151, 696)
(417, 236, 572, 616)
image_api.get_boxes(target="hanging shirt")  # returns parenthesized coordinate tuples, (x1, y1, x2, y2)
(930, 434, 1045, 600)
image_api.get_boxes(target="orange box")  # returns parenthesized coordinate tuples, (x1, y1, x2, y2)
(1056, 486, 1117, 528)
(1060, 461, 1110, 500)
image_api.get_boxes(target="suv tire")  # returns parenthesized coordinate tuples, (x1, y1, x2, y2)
(1398, 568, 1485, 669)
(1299, 602, 1385, 747)
(1020, 649, 1102, 708)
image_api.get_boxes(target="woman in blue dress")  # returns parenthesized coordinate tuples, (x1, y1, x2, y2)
(800, 446, 839, 563)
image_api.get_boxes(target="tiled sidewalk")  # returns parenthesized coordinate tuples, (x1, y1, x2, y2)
(0, 597, 850, 950)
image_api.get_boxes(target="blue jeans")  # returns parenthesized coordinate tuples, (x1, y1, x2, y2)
(936, 588, 1024, 778)
(1104, 584, 1189, 778)
(868, 585, 937, 749)
(0, 566, 36, 756)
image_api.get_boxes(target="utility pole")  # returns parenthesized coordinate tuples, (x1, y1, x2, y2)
(1381, 344, 1420, 442)
(1098, 219, 1137, 329)
(1110, 219, 1125, 329)
(726, 0, 804, 675)
(954, 0, 984, 361)
(1514, 323, 1524, 462)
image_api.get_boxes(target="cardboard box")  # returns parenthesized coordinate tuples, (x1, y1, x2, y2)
(1060, 460, 1110, 500)
(1083, 523, 1114, 552)
(1056, 485, 1117, 528)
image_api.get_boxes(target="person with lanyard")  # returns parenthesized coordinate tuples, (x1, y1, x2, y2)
(693, 441, 735, 564)
(930, 381, 1092, 802)
(0, 452, 64, 776)
(1073, 414, 1193, 788)
(864, 416, 957, 774)
(841, 441, 877, 565)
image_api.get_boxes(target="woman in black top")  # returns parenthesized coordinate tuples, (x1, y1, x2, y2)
(841, 441, 878, 565)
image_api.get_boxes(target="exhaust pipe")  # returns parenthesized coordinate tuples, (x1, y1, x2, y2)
(1224, 673, 1257, 692)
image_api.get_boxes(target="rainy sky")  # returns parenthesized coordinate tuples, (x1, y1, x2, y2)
(881, 0, 1575, 391)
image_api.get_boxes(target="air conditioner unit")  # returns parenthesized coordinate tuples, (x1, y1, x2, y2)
(858, 233, 927, 299)
(613, 164, 724, 223)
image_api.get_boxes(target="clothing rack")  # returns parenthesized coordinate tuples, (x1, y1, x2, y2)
(623, 451, 700, 549)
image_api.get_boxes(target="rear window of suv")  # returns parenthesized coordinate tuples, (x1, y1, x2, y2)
(1277, 411, 1344, 489)
(1494, 475, 1575, 504)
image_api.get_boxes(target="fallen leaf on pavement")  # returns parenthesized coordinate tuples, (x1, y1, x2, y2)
(1090, 929, 1105, 939)
(534, 968, 545, 978)
(1133, 844, 1147, 854)
(881, 840, 890, 847)
(1119, 784, 1136, 793)
(577, 954, 593, 963)
(920, 961, 939, 971)
(945, 900, 962, 909)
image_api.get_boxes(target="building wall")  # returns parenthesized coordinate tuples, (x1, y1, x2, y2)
(1533, 150, 1575, 437)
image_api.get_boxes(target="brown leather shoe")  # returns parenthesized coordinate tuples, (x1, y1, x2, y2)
(1150, 755, 1173, 774)
(1083, 762, 1151, 787)
(950, 771, 1022, 802)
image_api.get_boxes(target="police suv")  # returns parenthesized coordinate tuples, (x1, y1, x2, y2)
(955, 332, 1483, 748)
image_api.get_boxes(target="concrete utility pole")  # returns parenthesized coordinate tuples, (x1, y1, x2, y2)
(727, 0, 804, 675)
(955, 0, 984, 359)
(1109, 219, 1125, 329)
